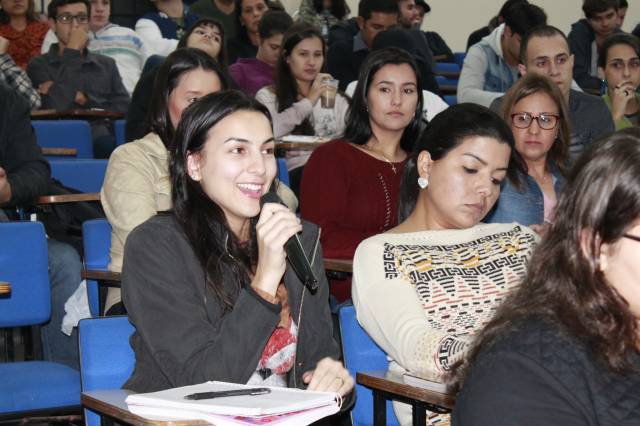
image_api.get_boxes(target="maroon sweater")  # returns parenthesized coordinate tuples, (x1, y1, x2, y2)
(300, 140, 405, 261)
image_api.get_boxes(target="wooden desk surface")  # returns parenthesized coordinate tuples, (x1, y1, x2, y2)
(323, 258, 352, 274)
(438, 84, 457, 95)
(82, 390, 207, 426)
(36, 193, 101, 204)
(42, 147, 78, 157)
(357, 371, 455, 411)
(0, 281, 10, 296)
(32, 109, 125, 120)
(82, 269, 121, 282)
(275, 141, 326, 151)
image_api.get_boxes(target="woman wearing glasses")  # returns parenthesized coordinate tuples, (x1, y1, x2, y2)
(484, 74, 570, 231)
(452, 129, 640, 425)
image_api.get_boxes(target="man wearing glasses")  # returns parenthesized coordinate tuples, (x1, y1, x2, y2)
(27, 0, 129, 158)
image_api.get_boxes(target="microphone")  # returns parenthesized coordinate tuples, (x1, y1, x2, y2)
(259, 192, 318, 293)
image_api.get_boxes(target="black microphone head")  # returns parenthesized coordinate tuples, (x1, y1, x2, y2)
(260, 191, 284, 208)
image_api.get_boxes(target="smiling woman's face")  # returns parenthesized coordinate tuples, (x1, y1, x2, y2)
(421, 136, 511, 230)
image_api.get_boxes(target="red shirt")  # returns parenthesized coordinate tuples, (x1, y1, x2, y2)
(0, 20, 49, 69)
(300, 140, 406, 260)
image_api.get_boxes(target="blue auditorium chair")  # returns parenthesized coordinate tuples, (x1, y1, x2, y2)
(49, 159, 108, 193)
(32, 120, 93, 158)
(0, 221, 81, 419)
(82, 219, 112, 316)
(79, 316, 135, 426)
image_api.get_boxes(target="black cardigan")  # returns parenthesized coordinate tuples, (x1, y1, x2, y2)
(121, 213, 341, 393)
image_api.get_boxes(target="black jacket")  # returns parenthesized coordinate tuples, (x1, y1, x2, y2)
(122, 213, 341, 393)
(453, 317, 640, 425)
(0, 82, 50, 209)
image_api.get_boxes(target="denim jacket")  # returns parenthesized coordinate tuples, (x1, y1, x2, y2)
(484, 169, 566, 226)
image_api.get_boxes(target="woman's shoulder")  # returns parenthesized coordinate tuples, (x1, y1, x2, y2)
(110, 133, 167, 162)
(127, 213, 183, 251)
(255, 86, 276, 101)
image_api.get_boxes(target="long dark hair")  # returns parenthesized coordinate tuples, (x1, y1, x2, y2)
(233, 0, 269, 44)
(171, 90, 274, 312)
(398, 103, 519, 222)
(312, 0, 347, 19)
(456, 130, 640, 381)
(344, 47, 424, 153)
(148, 48, 230, 150)
(500, 73, 570, 184)
(274, 23, 326, 135)
(0, 0, 39, 24)
(178, 18, 229, 70)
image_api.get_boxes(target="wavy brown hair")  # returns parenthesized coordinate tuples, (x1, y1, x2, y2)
(454, 129, 640, 384)
(500, 73, 570, 187)
(0, 0, 39, 24)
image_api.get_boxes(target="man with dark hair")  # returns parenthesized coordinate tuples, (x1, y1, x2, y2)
(617, 0, 628, 27)
(458, 1, 546, 107)
(414, 0, 454, 63)
(466, 0, 527, 51)
(27, 0, 129, 158)
(327, 0, 398, 90)
(0, 80, 83, 370)
(229, 10, 292, 96)
(190, 0, 238, 39)
(490, 25, 614, 160)
(568, 0, 620, 91)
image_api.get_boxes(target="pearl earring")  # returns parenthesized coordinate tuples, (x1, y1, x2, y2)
(418, 176, 428, 189)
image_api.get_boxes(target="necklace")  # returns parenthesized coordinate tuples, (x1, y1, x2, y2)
(362, 144, 398, 175)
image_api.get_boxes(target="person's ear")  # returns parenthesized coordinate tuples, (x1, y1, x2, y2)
(504, 25, 513, 38)
(580, 230, 606, 271)
(356, 16, 365, 31)
(518, 63, 527, 76)
(597, 66, 605, 81)
(48, 17, 56, 32)
(186, 151, 202, 181)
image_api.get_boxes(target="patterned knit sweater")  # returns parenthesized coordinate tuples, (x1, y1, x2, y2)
(352, 223, 537, 425)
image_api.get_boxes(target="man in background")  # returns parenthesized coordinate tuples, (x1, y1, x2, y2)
(42, 0, 149, 95)
(491, 25, 614, 160)
(457, 1, 546, 107)
(28, 0, 129, 158)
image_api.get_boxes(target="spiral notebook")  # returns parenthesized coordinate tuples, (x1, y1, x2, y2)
(125, 381, 342, 426)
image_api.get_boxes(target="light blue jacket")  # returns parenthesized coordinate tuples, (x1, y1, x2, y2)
(484, 170, 566, 226)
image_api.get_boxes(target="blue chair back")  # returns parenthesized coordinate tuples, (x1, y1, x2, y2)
(435, 75, 459, 87)
(82, 219, 112, 316)
(114, 119, 126, 146)
(435, 62, 461, 74)
(453, 52, 466, 69)
(49, 159, 108, 193)
(443, 95, 458, 106)
(0, 221, 80, 415)
(339, 305, 399, 426)
(79, 316, 135, 426)
(0, 222, 50, 327)
(277, 158, 290, 186)
(32, 120, 93, 158)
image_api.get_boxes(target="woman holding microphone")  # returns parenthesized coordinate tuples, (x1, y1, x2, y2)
(121, 90, 354, 398)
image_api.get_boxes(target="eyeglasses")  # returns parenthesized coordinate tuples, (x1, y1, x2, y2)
(510, 112, 560, 130)
(623, 234, 640, 243)
(56, 13, 89, 24)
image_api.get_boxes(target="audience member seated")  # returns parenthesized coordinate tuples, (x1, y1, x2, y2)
(301, 48, 423, 301)
(353, 103, 537, 425)
(190, 0, 238, 39)
(135, 0, 199, 57)
(256, 23, 349, 174)
(125, 17, 226, 142)
(0, 0, 48, 69)
(0, 35, 40, 109)
(327, 0, 398, 91)
(297, 0, 349, 37)
(452, 130, 640, 426)
(414, 0, 454, 63)
(466, 0, 526, 51)
(41, 0, 149, 95)
(28, 0, 129, 159)
(227, 0, 269, 64)
(598, 33, 640, 129)
(568, 0, 620, 92)
(458, 1, 546, 107)
(0, 81, 82, 370)
(101, 48, 227, 315)
(121, 90, 355, 398)
(229, 10, 291, 96)
(617, 0, 628, 28)
(344, 30, 448, 122)
(491, 25, 614, 161)
(485, 74, 569, 229)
